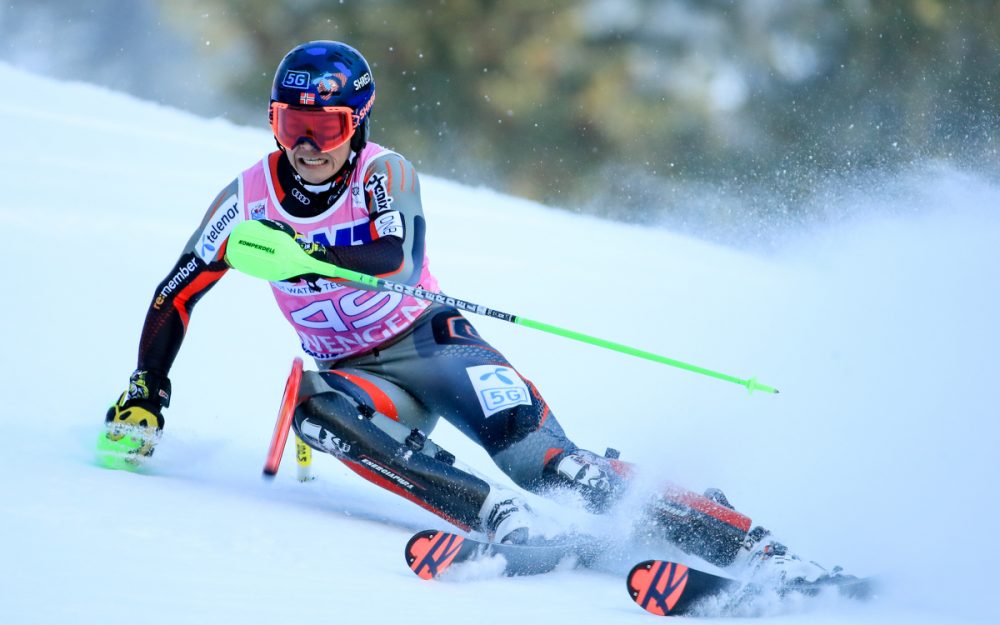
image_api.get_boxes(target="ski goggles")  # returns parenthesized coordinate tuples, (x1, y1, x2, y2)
(270, 102, 356, 152)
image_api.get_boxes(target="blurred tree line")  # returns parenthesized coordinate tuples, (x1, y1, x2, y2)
(4, 0, 997, 231)
(158, 0, 999, 225)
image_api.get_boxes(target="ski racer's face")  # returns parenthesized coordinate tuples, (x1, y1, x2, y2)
(288, 140, 352, 184)
(270, 102, 355, 183)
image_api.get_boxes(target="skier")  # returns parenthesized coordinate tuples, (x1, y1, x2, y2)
(100, 40, 833, 586)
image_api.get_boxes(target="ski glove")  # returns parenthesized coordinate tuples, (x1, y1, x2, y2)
(257, 219, 328, 261)
(102, 370, 170, 459)
(257, 219, 330, 287)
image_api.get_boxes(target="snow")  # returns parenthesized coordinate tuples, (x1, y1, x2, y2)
(1, 62, 998, 624)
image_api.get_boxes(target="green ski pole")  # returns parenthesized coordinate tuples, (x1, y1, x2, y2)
(225, 220, 779, 394)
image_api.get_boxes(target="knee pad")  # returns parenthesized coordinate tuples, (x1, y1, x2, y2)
(293, 391, 374, 462)
(293, 391, 491, 531)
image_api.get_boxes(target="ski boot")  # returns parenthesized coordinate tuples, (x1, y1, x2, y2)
(543, 451, 750, 566)
(728, 525, 874, 599)
(729, 526, 829, 584)
(639, 486, 750, 567)
(544, 448, 630, 512)
(478, 487, 535, 545)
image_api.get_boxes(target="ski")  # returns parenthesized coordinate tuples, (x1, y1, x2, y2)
(405, 531, 878, 618)
(780, 570, 878, 601)
(626, 560, 739, 616)
(404, 529, 599, 580)
(626, 559, 878, 617)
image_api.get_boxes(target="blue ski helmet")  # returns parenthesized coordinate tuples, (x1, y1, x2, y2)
(270, 40, 376, 152)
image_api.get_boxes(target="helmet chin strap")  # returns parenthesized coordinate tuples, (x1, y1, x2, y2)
(350, 117, 369, 152)
(275, 147, 358, 216)
(297, 150, 357, 193)
(275, 140, 357, 190)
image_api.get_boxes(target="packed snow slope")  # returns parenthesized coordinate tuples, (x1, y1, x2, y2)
(1, 64, 998, 625)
